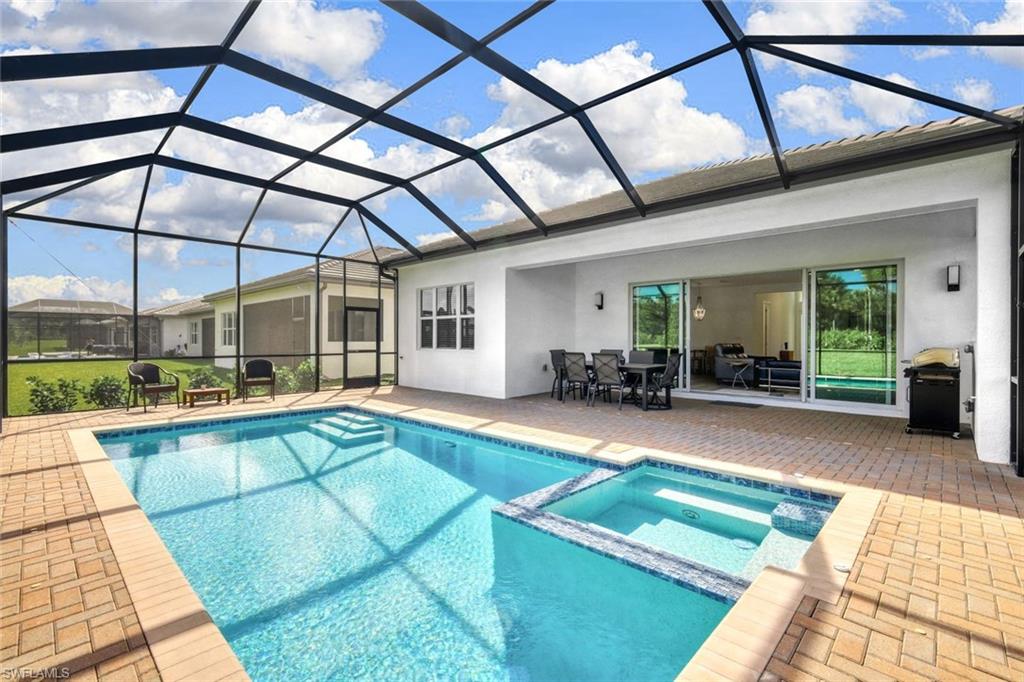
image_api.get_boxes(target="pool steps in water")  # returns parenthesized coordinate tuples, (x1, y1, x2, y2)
(305, 415, 384, 447)
(322, 414, 382, 434)
(652, 488, 772, 528)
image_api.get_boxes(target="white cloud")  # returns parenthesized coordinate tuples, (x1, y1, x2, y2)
(909, 46, 952, 61)
(118, 234, 186, 269)
(415, 232, 452, 247)
(848, 73, 925, 127)
(775, 84, 868, 137)
(232, 1, 384, 84)
(8, 274, 132, 306)
(776, 73, 927, 139)
(973, 1, 1024, 68)
(413, 42, 755, 219)
(745, 1, 905, 73)
(9, 0, 56, 21)
(954, 78, 997, 109)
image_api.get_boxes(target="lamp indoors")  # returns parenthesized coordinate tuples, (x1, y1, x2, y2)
(693, 286, 706, 321)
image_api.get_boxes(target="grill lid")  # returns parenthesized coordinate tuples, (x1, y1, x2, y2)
(911, 347, 960, 368)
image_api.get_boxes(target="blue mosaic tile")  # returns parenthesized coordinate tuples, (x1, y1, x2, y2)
(771, 499, 832, 537)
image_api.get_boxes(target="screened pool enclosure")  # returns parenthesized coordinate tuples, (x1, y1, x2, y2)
(1, 0, 1021, 421)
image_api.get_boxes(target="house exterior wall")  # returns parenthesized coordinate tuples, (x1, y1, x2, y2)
(203, 278, 394, 380)
(396, 148, 1013, 463)
(156, 314, 208, 357)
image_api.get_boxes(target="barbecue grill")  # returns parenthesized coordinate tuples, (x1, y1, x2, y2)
(903, 347, 961, 439)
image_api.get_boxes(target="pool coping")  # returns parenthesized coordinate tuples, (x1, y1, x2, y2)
(69, 397, 880, 682)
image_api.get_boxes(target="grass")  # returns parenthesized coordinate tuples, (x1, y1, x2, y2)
(8, 339, 70, 356)
(7, 359, 234, 416)
(816, 350, 897, 378)
(7, 359, 391, 416)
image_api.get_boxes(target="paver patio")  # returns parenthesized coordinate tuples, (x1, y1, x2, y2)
(2, 386, 1022, 681)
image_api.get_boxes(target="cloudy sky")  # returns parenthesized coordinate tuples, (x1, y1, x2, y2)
(2, 0, 1021, 307)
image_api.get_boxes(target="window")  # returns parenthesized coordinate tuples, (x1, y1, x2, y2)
(188, 320, 200, 346)
(419, 283, 474, 350)
(221, 311, 236, 347)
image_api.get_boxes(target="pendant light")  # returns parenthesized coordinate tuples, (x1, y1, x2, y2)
(693, 285, 706, 321)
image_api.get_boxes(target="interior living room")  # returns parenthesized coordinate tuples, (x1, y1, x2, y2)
(689, 270, 804, 399)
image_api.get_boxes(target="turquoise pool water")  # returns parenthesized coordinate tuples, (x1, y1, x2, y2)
(545, 466, 835, 581)
(101, 412, 731, 681)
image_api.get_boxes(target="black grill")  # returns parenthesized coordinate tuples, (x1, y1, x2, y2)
(904, 348, 961, 439)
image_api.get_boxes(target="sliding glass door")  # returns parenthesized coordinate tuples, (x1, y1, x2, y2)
(630, 282, 684, 386)
(811, 265, 898, 405)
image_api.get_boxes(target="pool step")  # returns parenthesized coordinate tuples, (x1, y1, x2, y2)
(651, 488, 772, 527)
(306, 421, 383, 447)
(322, 414, 383, 434)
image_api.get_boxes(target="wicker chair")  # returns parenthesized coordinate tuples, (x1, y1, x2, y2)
(242, 359, 276, 402)
(645, 353, 682, 410)
(549, 349, 566, 399)
(589, 352, 626, 409)
(561, 352, 590, 402)
(127, 362, 180, 412)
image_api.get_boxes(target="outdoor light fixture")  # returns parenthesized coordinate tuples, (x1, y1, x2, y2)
(693, 287, 706, 321)
(594, 292, 604, 310)
(947, 264, 960, 292)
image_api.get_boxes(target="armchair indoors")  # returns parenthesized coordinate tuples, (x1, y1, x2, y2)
(242, 359, 276, 402)
(127, 362, 180, 412)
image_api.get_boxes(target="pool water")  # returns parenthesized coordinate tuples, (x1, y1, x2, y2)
(101, 412, 731, 681)
(545, 466, 835, 581)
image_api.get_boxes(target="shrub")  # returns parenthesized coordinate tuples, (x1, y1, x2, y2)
(84, 375, 127, 409)
(187, 366, 224, 389)
(26, 376, 82, 414)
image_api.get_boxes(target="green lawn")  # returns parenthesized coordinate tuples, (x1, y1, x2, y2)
(815, 350, 897, 378)
(7, 359, 234, 416)
(6, 359, 388, 415)
(8, 339, 70, 356)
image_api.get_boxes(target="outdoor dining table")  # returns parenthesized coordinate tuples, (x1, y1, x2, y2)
(620, 362, 667, 411)
(556, 359, 667, 410)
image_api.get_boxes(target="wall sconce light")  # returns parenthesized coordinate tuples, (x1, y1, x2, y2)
(946, 264, 960, 292)
(594, 292, 604, 310)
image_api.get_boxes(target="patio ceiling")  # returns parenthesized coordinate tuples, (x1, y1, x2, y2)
(1, 0, 1022, 264)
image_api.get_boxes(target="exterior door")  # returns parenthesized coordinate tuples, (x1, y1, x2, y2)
(809, 264, 899, 406)
(201, 317, 215, 356)
(343, 306, 380, 388)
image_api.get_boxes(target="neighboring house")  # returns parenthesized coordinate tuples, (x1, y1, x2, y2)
(8, 298, 159, 358)
(142, 298, 215, 357)
(200, 249, 396, 384)
(11, 249, 395, 387)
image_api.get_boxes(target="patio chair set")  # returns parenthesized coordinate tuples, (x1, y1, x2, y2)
(126, 359, 277, 412)
(549, 349, 681, 411)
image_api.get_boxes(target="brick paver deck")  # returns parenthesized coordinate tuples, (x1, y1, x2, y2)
(2, 386, 1022, 681)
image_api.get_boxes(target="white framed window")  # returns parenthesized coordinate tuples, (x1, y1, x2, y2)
(221, 311, 236, 347)
(419, 283, 474, 350)
(188, 320, 200, 346)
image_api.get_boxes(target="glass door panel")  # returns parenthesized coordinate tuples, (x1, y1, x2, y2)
(813, 265, 898, 405)
(630, 282, 683, 385)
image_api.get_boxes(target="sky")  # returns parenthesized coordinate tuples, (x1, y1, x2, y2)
(1, 0, 1021, 308)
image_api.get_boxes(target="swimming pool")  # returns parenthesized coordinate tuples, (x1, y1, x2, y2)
(99, 410, 731, 680)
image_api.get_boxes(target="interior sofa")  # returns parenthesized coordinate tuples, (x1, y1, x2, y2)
(756, 359, 802, 391)
(714, 344, 774, 385)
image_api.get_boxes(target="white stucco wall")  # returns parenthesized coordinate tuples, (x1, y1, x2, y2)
(505, 264, 576, 397)
(396, 148, 1013, 463)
